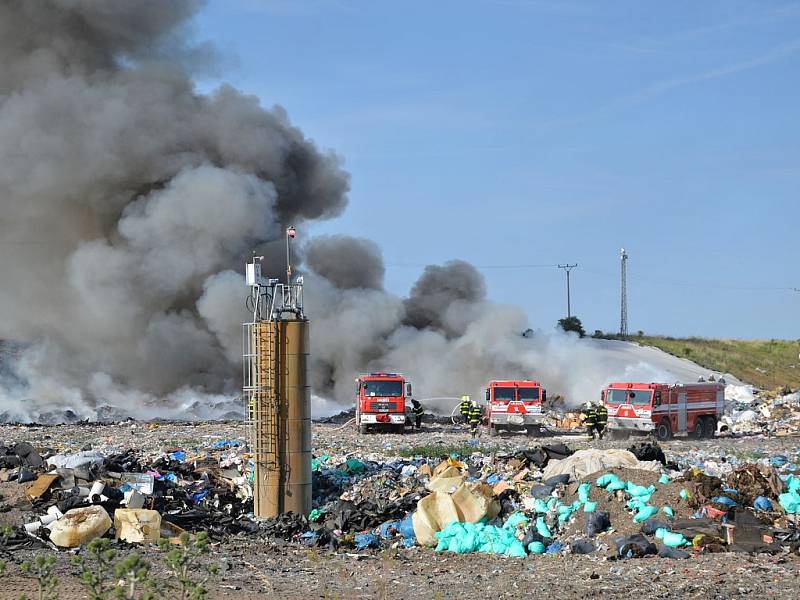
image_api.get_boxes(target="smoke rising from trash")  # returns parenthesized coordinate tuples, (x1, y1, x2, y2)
(0, 1, 714, 422)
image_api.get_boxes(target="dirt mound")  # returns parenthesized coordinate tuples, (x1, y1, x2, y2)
(561, 468, 691, 539)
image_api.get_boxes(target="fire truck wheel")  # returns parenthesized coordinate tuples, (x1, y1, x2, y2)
(702, 417, 717, 439)
(488, 424, 497, 437)
(691, 420, 704, 439)
(359, 424, 367, 434)
(525, 425, 542, 437)
(655, 419, 672, 441)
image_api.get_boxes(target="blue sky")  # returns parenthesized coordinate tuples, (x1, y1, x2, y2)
(195, 0, 800, 339)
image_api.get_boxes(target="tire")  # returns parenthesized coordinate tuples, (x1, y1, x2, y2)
(655, 419, 672, 441)
(526, 425, 543, 437)
(691, 419, 704, 439)
(488, 424, 497, 437)
(703, 417, 716, 439)
(359, 424, 367, 434)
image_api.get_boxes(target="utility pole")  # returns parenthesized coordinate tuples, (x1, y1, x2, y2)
(557, 263, 577, 318)
(620, 248, 628, 336)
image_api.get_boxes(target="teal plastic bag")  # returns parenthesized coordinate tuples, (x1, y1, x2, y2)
(508, 540, 527, 557)
(679, 489, 689, 500)
(528, 541, 545, 554)
(787, 475, 800, 494)
(308, 508, 322, 522)
(607, 480, 626, 491)
(658, 474, 670, 485)
(662, 506, 674, 518)
(583, 501, 597, 513)
(655, 528, 667, 540)
(627, 498, 647, 512)
(534, 498, 549, 514)
(344, 458, 366, 474)
(596, 473, 620, 488)
(628, 484, 656, 498)
(536, 516, 552, 538)
(662, 531, 689, 547)
(578, 483, 591, 503)
(504, 512, 529, 531)
(779, 492, 800, 514)
(633, 505, 658, 523)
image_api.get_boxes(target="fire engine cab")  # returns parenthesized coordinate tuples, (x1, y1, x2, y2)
(355, 372, 413, 434)
(486, 380, 547, 436)
(602, 381, 724, 440)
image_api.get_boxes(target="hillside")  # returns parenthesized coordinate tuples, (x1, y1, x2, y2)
(627, 336, 800, 391)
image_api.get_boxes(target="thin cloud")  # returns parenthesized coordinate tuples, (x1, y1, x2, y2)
(621, 38, 800, 107)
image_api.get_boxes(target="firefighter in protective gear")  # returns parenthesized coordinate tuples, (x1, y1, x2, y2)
(459, 395, 472, 425)
(583, 401, 599, 439)
(468, 401, 483, 438)
(595, 401, 608, 440)
(411, 398, 424, 430)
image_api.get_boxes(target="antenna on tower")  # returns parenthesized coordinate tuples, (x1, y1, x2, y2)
(619, 248, 628, 336)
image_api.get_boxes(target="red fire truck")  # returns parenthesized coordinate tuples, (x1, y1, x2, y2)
(355, 372, 413, 434)
(486, 380, 547, 436)
(602, 381, 724, 440)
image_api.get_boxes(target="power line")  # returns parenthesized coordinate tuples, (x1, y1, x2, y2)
(385, 262, 558, 269)
(557, 263, 577, 318)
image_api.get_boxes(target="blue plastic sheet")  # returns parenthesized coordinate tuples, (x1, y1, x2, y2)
(544, 541, 562, 554)
(711, 496, 736, 507)
(379, 521, 400, 539)
(753, 496, 772, 511)
(355, 533, 380, 550)
(211, 440, 241, 450)
(399, 514, 416, 542)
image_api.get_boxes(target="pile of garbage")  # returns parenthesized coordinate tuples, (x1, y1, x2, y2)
(0, 437, 255, 549)
(1, 434, 799, 561)
(721, 386, 800, 436)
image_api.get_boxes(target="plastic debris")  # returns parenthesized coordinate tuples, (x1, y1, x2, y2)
(114, 509, 161, 544)
(49, 506, 112, 548)
(753, 496, 772, 511)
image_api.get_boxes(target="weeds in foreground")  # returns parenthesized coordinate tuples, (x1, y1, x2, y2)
(397, 443, 498, 458)
(73, 538, 154, 599)
(13, 531, 213, 600)
(157, 531, 217, 600)
(0, 524, 10, 575)
(20, 554, 59, 600)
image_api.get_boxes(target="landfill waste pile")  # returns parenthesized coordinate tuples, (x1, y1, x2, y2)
(1, 424, 799, 561)
(1, 421, 800, 599)
(720, 387, 800, 437)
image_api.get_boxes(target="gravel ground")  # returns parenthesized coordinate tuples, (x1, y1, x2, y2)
(0, 421, 798, 599)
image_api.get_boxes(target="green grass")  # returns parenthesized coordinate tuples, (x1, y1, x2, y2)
(624, 335, 800, 391)
(397, 443, 499, 459)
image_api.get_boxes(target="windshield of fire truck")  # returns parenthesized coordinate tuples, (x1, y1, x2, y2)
(363, 380, 403, 397)
(492, 387, 515, 402)
(518, 387, 540, 401)
(607, 389, 652, 405)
